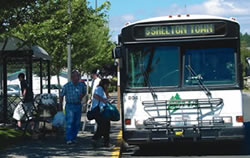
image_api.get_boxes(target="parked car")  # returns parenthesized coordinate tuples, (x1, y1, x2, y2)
(7, 84, 20, 96)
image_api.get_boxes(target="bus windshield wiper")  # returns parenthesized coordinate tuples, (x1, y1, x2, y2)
(186, 65, 212, 99)
(140, 66, 158, 103)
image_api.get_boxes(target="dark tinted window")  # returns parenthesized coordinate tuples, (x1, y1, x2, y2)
(184, 48, 235, 85)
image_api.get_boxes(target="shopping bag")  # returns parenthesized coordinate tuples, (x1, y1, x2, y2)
(102, 103, 120, 121)
(87, 106, 100, 120)
(52, 112, 65, 127)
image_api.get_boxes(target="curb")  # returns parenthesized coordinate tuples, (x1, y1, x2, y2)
(112, 130, 122, 158)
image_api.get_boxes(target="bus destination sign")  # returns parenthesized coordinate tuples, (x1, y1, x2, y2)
(145, 24, 215, 37)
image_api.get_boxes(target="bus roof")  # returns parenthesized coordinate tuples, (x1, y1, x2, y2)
(123, 15, 239, 29)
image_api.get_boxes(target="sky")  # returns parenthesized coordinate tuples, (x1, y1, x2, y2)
(88, 0, 250, 41)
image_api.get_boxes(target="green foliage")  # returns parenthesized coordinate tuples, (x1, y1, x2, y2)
(0, 127, 28, 150)
(70, 1, 114, 73)
(2, 0, 114, 78)
(241, 33, 250, 47)
(108, 77, 118, 92)
(240, 33, 250, 77)
(0, 0, 50, 34)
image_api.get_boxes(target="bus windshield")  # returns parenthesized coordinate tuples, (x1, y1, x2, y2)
(184, 48, 236, 85)
(127, 46, 236, 88)
(127, 46, 179, 87)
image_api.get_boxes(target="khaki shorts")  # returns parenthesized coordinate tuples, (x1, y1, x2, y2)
(13, 102, 33, 121)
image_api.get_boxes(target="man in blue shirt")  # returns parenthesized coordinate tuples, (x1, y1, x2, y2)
(59, 70, 86, 144)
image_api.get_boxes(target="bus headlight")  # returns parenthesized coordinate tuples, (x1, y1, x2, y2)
(222, 116, 232, 124)
(213, 116, 232, 125)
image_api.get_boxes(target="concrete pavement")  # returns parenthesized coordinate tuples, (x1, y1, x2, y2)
(0, 118, 122, 158)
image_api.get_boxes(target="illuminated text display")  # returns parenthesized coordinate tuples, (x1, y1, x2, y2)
(145, 24, 215, 37)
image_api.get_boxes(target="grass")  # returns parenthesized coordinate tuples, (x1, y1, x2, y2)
(0, 127, 29, 150)
(243, 88, 250, 93)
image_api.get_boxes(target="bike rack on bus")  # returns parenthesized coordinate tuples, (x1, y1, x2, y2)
(142, 98, 224, 130)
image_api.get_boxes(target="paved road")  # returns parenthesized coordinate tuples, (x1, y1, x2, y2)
(243, 92, 250, 122)
(121, 93, 250, 158)
(122, 141, 249, 157)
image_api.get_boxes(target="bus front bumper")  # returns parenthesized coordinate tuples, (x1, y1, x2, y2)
(124, 126, 245, 145)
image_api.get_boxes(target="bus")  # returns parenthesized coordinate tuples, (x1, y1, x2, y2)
(113, 15, 245, 145)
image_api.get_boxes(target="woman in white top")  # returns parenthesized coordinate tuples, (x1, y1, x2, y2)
(91, 79, 112, 147)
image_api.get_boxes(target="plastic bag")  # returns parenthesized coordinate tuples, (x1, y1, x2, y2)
(52, 112, 65, 127)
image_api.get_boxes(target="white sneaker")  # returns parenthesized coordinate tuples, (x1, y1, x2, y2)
(66, 140, 73, 145)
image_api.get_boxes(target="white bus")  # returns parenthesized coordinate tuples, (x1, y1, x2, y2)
(113, 15, 245, 145)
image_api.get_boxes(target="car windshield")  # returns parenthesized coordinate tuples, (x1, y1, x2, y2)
(184, 48, 236, 85)
(127, 46, 179, 87)
(7, 87, 14, 91)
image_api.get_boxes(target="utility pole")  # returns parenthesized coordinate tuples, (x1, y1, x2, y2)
(95, 0, 97, 10)
(67, 0, 72, 81)
(117, 59, 121, 112)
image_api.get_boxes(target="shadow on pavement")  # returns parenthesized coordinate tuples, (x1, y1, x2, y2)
(0, 123, 121, 157)
(124, 140, 248, 157)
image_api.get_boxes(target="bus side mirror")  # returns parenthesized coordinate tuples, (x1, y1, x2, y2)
(246, 57, 250, 65)
(112, 47, 121, 59)
(246, 57, 250, 76)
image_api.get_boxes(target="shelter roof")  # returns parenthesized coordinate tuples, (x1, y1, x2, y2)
(0, 36, 50, 61)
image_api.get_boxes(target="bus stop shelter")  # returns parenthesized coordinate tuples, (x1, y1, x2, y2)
(0, 36, 51, 124)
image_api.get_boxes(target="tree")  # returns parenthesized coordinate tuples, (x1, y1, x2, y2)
(11, 0, 69, 77)
(241, 33, 250, 47)
(70, 1, 114, 74)
(6, 0, 114, 86)
(0, 0, 49, 34)
(240, 33, 250, 78)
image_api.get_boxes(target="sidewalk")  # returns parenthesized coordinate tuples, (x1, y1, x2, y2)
(0, 116, 122, 158)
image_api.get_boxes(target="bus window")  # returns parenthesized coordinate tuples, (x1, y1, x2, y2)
(127, 46, 179, 87)
(184, 48, 235, 85)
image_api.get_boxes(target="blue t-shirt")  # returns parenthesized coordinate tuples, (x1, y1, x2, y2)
(91, 86, 107, 110)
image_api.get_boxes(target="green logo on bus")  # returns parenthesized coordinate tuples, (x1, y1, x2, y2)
(168, 93, 198, 114)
